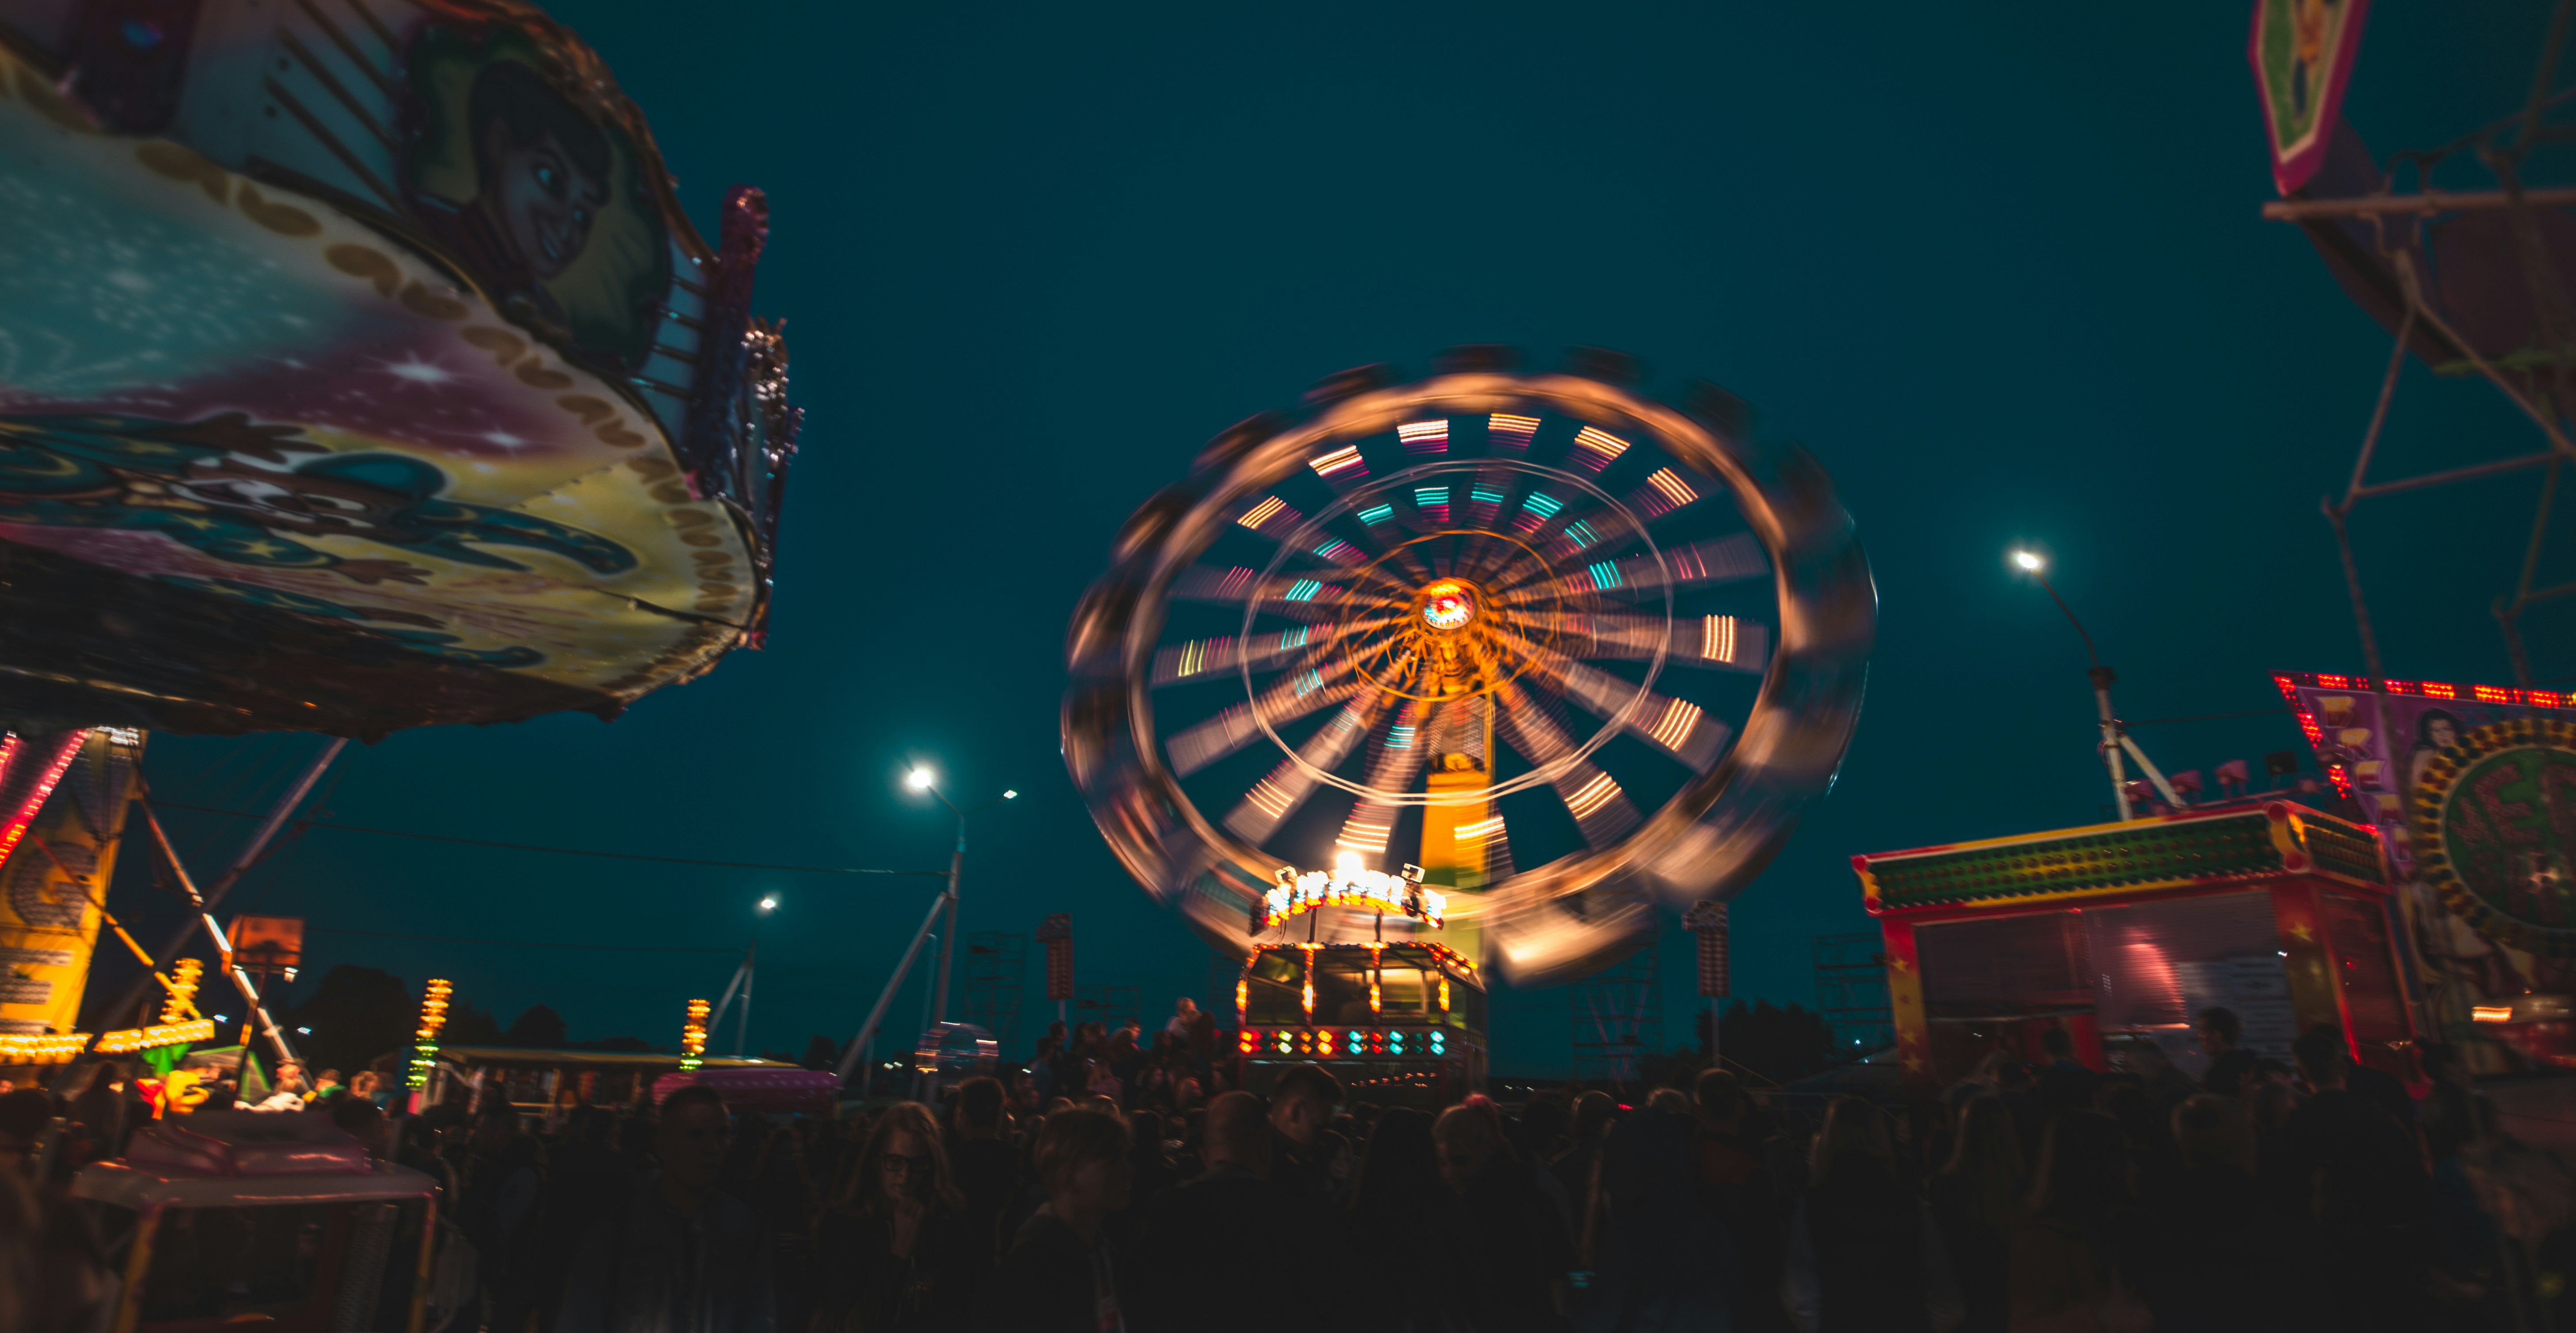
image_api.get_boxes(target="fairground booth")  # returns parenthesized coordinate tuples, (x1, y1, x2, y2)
(1852, 801, 2413, 1090)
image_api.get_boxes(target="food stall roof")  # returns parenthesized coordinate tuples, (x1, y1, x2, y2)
(1853, 801, 2384, 915)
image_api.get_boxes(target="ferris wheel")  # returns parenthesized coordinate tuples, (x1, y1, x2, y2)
(1062, 349, 1875, 981)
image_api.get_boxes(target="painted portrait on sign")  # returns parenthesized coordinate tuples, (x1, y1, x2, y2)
(401, 26, 671, 375)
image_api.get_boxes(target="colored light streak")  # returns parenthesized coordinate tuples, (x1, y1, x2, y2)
(161, 957, 204, 1024)
(1565, 772, 1622, 818)
(1646, 698, 1704, 753)
(95, 1018, 216, 1054)
(1488, 414, 1539, 449)
(0, 1033, 86, 1064)
(1632, 468, 1699, 517)
(1398, 421, 1448, 455)
(1587, 561, 1622, 591)
(681, 998, 710, 1071)
(1358, 504, 1395, 525)
(1239, 496, 1289, 529)
(1702, 615, 1739, 663)
(1310, 446, 1367, 480)
(1569, 426, 1630, 471)
(1414, 486, 1451, 521)
(1284, 579, 1323, 602)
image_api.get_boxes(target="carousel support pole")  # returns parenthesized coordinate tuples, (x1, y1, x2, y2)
(94, 738, 344, 1079)
(738, 939, 756, 1060)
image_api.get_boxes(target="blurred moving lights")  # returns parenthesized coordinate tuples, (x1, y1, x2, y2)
(1263, 859, 1443, 932)
(409, 979, 451, 1091)
(681, 998, 711, 1070)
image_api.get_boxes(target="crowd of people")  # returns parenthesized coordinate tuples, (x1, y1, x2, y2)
(5, 998, 2576, 1331)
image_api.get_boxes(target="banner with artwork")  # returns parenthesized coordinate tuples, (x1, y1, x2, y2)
(2248, 0, 2371, 195)
(0, 728, 144, 1040)
(2276, 672, 2576, 1052)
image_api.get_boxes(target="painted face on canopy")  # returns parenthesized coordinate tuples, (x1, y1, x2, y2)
(2429, 718, 2459, 749)
(484, 125, 606, 281)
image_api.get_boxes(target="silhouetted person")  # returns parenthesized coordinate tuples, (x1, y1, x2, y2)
(557, 1086, 775, 1333)
(1928, 1095, 2021, 1333)
(811, 1101, 981, 1332)
(1783, 1095, 1961, 1333)
(1577, 1099, 1731, 1329)
(2196, 1007, 2258, 1097)
(1433, 1095, 1572, 1333)
(2031, 1028, 2097, 1115)
(1347, 1106, 1444, 1333)
(2276, 1024, 2431, 1333)
(1692, 1069, 1789, 1333)
(1137, 1090, 1303, 1332)
(2134, 1094, 2319, 1332)
(2007, 1111, 2146, 1332)
(948, 1077, 1020, 1260)
(1265, 1063, 1342, 1201)
(974, 1109, 1132, 1333)
(1552, 1090, 1616, 1211)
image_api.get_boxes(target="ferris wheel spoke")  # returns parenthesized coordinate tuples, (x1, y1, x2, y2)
(1165, 658, 1360, 776)
(1487, 629, 1733, 770)
(1222, 694, 1386, 844)
(1152, 623, 1358, 687)
(1168, 565, 1355, 621)
(1492, 684, 1642, 847)
(1496, 609, 1772, 673)
(1489, 532, 1770, 603)
(1333, 699, 1434, 858)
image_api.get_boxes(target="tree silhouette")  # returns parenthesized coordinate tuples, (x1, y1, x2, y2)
(502, 1003, 568, 1049)
(281, 966, 413, 1077)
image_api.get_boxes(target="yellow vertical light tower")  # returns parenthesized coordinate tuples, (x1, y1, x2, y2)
(408, 979, 451, 1091)
(681, 998, 710, 1070)
(160, 957, 204, 1024)
(0, 729, 146, 1044)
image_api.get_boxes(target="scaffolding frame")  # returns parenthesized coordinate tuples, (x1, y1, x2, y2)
(1072, 983, 1140, 1034)
(963, 931, 1027, 1057)
(1813, 932, 1894, 1052)
(1570, 946, 1663, 1089)
(2291, 8, 2576, 683)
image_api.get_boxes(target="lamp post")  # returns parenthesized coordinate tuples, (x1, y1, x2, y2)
(905, 768, 1019, 1034)
(2010, 550, 2179, 820)
(737, 895, 776, 1058)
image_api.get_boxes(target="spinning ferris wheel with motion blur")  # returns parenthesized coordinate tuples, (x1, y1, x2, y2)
(1064, 348, 1876, 982)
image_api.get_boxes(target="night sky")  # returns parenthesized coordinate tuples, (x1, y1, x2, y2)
(87, 4, 2570, 1075)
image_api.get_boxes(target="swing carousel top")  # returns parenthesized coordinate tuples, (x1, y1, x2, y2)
(0, 0, 796, 736)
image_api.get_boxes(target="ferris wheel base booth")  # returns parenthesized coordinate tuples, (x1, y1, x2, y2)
(1853, 801, 2414, 1090)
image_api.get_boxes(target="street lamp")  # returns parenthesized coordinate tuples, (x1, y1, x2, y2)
(2008, 548, 2179, 819)
(906, 769, 1019, 1039)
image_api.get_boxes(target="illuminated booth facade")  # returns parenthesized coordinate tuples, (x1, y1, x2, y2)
(1853, 801, 2413, 1090)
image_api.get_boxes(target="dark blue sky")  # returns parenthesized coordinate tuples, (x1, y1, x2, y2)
(98, 4, 2568, 1074)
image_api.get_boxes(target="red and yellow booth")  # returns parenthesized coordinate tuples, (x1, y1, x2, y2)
(1852, 801, 2414, 1090)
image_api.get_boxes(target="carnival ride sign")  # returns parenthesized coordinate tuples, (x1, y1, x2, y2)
(1261, 862, 1444, 934)
(2412, 718, 2576, 957)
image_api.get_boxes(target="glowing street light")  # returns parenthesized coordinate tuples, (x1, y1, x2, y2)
(907, 768, 936, 791)
(2007, 547, 2179, 819)
(758, 896, 778, 913)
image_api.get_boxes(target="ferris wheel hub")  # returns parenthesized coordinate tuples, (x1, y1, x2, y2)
(1417, 580, 1479, 632)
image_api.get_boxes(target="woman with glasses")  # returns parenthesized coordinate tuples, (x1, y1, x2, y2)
(811, 1101, 984, 1331)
